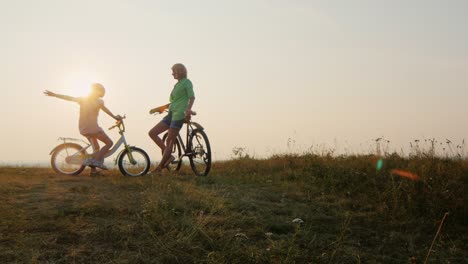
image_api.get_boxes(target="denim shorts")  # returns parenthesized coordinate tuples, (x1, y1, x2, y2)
(162, 112, 184, 129)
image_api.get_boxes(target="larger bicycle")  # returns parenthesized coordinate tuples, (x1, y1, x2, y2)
(157, 111, 211, 176)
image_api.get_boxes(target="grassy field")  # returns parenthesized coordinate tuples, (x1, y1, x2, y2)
(0, 154, 467, 263)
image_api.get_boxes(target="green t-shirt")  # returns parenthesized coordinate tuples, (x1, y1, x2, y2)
(168, 78, 195, 120)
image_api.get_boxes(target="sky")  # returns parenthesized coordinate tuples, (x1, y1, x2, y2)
(1, 0, 467, 164)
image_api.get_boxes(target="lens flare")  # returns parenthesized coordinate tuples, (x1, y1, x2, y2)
(376, 159, 383, 171)
(391, 169, 421, 181)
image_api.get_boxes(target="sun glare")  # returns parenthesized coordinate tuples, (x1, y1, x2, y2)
(61, 71, 101, 97)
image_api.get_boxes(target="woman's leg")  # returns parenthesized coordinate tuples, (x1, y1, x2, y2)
(154, 127, 180, 171)
(149, 121, 170, 154)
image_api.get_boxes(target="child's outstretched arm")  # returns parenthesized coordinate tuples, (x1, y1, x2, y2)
(43, 90, 79, 102)
(101, 105, 122, 121)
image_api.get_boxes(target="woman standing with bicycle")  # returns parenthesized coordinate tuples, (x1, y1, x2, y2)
(148, 63, 195, 174)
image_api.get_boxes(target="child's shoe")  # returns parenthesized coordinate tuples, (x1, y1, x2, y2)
(90, 171, 105, 177)
(90, 160, 109, 170)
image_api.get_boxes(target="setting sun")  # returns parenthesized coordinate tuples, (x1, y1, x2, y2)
(61, 71, 101, 97)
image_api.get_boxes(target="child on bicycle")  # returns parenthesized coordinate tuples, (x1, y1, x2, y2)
(44, 83, 122, 173)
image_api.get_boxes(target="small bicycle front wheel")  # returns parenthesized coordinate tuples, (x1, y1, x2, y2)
(118, 147, 151, 176)
(162, 132, 182, 171)
(50, 143, 87, 176)
(188, 129, 211, 176)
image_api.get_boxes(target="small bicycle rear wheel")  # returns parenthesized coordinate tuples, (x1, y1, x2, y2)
(50, 143, 86, 176)
(188, 129, 211, 176)
(118, 147, 151, 176)
(162, 132, 182, 171)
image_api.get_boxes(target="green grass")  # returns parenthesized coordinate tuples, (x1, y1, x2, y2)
(0, 154, 467, 263)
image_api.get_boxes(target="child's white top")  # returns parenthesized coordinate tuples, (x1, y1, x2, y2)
(77, 97, 104, 136)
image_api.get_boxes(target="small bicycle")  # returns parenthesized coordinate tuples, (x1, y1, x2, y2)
(155, 110, 212, 176)
(49, 117, 151, 176)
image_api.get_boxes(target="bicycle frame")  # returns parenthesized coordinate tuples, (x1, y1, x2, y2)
(175, 120, 205, 159)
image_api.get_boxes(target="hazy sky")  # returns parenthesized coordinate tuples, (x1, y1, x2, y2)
(1, 0, 467, 164)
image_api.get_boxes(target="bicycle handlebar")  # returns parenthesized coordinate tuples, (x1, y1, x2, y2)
(108, 115, 126, 130)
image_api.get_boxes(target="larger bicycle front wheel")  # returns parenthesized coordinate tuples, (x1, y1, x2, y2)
(50, 143, 87, 176)
(118, 147, 151, 176)
(189, 129, 211, 176)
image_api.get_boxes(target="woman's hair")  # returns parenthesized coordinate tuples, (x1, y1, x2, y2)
(172, 63, 187, 79)
(91, 83, 106, 97)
